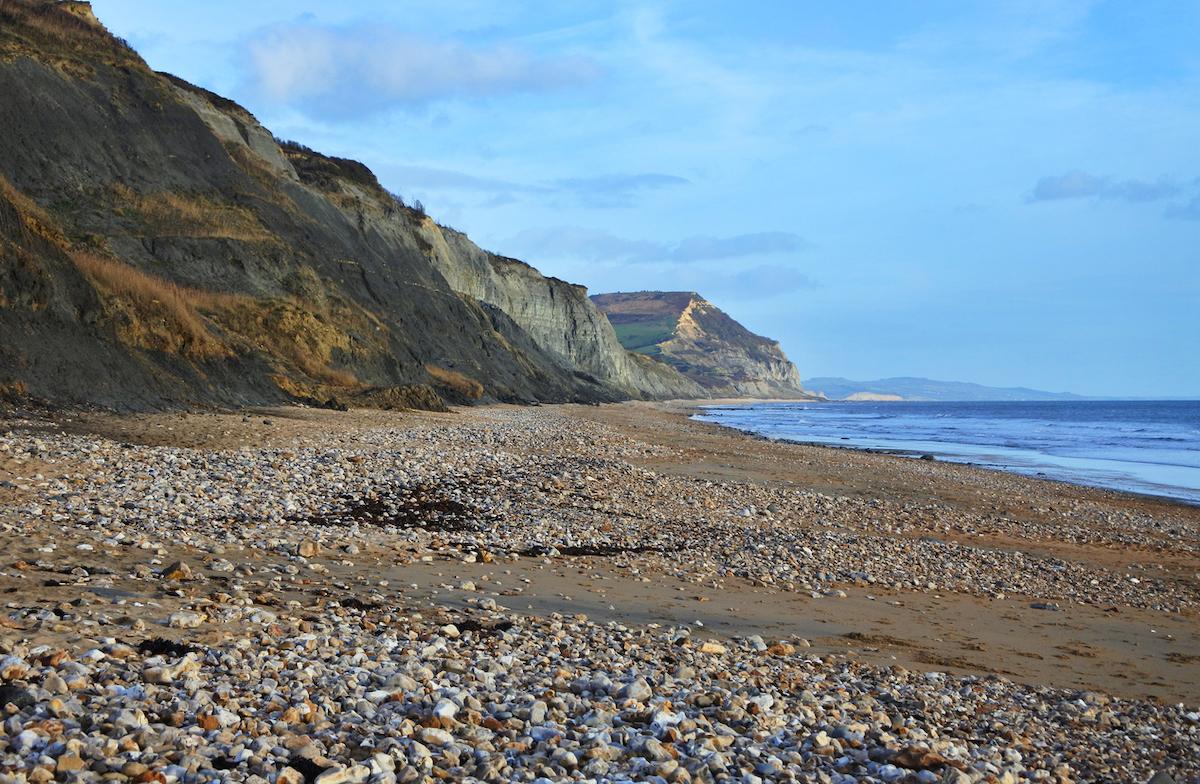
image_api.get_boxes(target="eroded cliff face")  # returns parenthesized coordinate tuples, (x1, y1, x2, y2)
(419, 223, 704, 399)
(0, 0, 667, 407)
(592, 291, 811, 399)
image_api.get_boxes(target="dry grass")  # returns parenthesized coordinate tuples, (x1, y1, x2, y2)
(425, 364, 484, 400)
(0, 0, 137, 66)
(212, 297, 362, 388)
(70, 251, 239, 359)
(71, 251, 367, 386)
(0, 174, 68, 250)
(110, 184, 274, 242)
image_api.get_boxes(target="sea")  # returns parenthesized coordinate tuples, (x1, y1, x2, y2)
(693, 400, 1200, 505)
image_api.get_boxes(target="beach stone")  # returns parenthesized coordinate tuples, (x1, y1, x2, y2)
(144, 655, 200, 684)
(432, 699, 458, 720)
(315, 764, 370, 784)
(42, 673, 68, 694)
(161, 560, 191, 580)
(0, 656, 29, 680)
(418, 727, 453, 746)
(619, 677, 652, 702)
(168, 610, 204, 628)
(0, 685, 35, 708)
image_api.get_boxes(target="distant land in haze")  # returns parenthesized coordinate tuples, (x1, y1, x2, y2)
(804, 377, 1089, 402)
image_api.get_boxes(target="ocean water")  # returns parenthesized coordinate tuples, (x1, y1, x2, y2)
(694, 400, 1200, 504)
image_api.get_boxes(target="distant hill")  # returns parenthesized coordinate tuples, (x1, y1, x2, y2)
(592, 291, 814, 399)
(804, 377, 1088, 402)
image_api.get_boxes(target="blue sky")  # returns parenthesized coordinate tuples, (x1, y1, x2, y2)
(92, 0, 1200, 397)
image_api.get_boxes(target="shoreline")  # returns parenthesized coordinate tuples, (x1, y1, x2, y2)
(1, 402, 1197, 781)
(677, 398, 1200, 511)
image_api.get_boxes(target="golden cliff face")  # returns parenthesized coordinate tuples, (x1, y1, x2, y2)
(592, 292, 811, 399)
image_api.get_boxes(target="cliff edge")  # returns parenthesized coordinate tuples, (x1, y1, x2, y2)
(0, 0, 702, 408)
(591, 291, 812, 399)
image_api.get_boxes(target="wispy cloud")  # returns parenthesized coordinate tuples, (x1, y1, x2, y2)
(379, 165, 687, 208)
(693, 264, 819, 300)
(243, 22, 599, 118)
(1029, 171, 1184, 204)
(1029, 170, 1107, 201)
(504, 226, 810, 265)
(673, 232, 809, 261)
(1166, 194, 1200, 221)
(505, 226, 663, 263)
(1105, 178, 1182, 203)
(552, 173, 689, 208)
(381, 164, 540, 194)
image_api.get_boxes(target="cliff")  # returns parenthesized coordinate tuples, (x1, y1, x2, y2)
(591, 291, 811, 399)
(419, 226, 704, 399)
(0, 0, 700, 408)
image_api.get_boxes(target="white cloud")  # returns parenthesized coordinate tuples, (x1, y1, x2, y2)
(244, 22, 599, 117)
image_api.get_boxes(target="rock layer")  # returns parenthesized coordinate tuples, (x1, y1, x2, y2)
(592, 291, 810, 398)
(419, 226, 704, 400)
(0, 0, 698, 408)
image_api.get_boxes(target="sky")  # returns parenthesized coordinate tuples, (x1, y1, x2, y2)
(91, 0, 1200, 397)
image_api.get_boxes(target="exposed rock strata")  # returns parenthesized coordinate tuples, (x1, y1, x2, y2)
(592, 291, 810, 398)
(0, 0, 699, 408)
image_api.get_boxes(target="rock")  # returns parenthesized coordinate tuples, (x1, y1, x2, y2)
(168, 610, 204, 628)
(297, 541, 319, 558)
(891, 747, 955, 771)
(55, 754, 86, 773)
(0, 655, 29, 680)
(618, 677, 653, 702)
(42, 673, 68, 694)
(14, 729, 40, 753)
(27, 767, 53, 784)
(314, 764, 370, 784)
(0, 684, 35, 708)
(698, 640, 727, 654)
(277, 767, 307, 784)
(432, 698, 458, 720)
(160, 560, 192, 580)
(638, 738, 673, 762)
(144, 655, 200, 684)
(418, 727, 453, 746)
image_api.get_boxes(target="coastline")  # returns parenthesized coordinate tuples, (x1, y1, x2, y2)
(1, 401, 1197, 781)
(677, 398, 1200, 510)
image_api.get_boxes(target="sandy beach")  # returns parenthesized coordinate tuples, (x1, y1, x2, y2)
(0, 401, 1196, 783)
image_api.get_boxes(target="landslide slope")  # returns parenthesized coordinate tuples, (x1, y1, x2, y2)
(591, 291, 811, 399)
(0, 0, 697, 408)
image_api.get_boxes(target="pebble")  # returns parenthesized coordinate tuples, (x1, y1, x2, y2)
(0, 407, 1194, 783)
